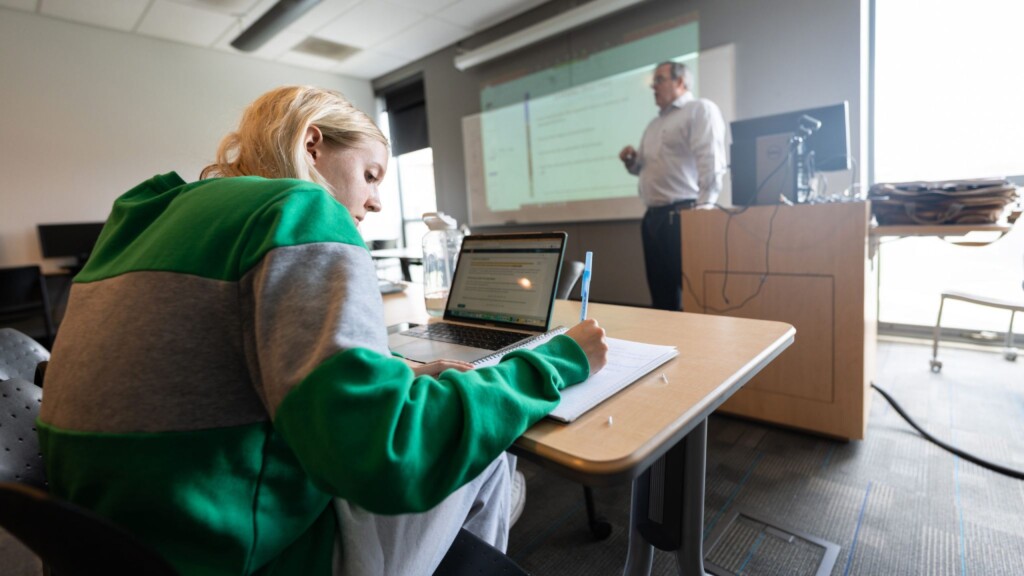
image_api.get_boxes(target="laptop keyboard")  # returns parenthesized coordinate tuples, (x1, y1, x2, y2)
(406, 323, 528, 351)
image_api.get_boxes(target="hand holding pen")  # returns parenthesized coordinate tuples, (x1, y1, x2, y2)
(579, 251, 592, 322)
(566, 251, 608, 374)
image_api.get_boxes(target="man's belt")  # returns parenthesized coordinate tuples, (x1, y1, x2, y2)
(648, 199, 697, 212)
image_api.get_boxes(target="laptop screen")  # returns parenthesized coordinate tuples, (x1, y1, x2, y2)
(444, 232, 567, 332)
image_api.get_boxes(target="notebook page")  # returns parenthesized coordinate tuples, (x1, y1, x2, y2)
(548, 337, 678, 423)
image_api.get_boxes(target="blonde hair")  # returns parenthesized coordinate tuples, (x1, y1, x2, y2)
(201, 86, 388, 192)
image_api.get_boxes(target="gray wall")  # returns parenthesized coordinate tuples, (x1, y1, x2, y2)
(375, 0, 866, 306)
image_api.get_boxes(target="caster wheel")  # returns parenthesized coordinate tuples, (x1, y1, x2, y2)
(589, 519, 613, 541)
(1005, 352, 1018, 362)
(929, 359, 942, 373)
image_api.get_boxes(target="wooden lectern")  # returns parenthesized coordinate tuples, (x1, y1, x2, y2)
(680, 202, 876, 440)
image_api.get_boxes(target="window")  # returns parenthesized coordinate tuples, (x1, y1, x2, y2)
(874, 1, 1024, 183)
(363, 75, 437, 255)
(395, 147, 436, 252)
(359, 111, 438, 284)
(873, 0, 1024, 336)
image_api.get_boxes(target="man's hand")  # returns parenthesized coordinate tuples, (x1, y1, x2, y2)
(619, 145, 637, 165)
(695, 202, 716, 210)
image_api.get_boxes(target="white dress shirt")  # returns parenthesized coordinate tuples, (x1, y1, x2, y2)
(627, 92, 727, 207)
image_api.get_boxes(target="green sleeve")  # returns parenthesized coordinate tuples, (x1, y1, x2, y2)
(274, 335, 588, 514)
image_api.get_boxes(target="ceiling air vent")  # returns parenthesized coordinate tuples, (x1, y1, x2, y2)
(292, 37, 359, 62)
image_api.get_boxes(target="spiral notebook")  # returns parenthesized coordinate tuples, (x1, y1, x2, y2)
(472, 326, 569, 367)
(476, 331, 678, 423)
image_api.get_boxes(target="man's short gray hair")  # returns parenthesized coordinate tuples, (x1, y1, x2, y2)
(658, 61, 692, 89)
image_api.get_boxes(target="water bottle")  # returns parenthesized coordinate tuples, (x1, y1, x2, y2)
(421, 212, 463, 317)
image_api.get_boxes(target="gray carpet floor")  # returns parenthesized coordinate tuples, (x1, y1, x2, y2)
(508, 339, 1024, 575)
(3, 340, 1022, 574)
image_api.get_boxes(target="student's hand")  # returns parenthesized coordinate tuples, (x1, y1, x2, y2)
(619, 145, 637, 164)
(566, 319, 609, 374)
(406, 359, 475, 377)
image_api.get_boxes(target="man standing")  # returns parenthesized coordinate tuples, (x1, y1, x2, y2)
(620, 61, 726, 311)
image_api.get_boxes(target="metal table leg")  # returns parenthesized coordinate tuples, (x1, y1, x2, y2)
(623, 418, 709, 576)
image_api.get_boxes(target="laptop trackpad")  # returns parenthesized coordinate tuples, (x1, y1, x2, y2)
(388, 334, 489, 364)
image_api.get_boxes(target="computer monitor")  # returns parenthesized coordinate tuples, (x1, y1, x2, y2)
(730, 101, 851, 206)
(37, 222, 106, 267)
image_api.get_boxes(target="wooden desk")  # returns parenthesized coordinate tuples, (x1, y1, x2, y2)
(370, 247, 423, 282)
(384, 287, 794, 575)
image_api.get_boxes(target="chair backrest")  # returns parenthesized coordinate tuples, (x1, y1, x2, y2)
(0, 482, 180, 576)
(370, 239, 399, 250)
(0, 328, 51, 382)
(557, 260, 586, 300)
(0, 377, 46, 489)
(0, 266, 55, 348)
(433, 527, 529, 576)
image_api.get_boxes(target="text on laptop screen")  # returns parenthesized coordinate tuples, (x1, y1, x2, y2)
(445, 236, 563, 328)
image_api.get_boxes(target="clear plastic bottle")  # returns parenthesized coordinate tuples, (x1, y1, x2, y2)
(421, 212, 463, 317)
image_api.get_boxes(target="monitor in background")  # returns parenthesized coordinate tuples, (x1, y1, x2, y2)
(730, 101, 850, 206)
(37, 222, 106, 268)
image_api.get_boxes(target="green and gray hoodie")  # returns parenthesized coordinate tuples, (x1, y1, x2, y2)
(38, 172, 588, 575)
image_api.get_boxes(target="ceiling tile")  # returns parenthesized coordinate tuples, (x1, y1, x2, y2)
(330, 49, 410, 80)
(40, 0, 149, 31)
(276, 50, 341, 71)
(375, 17, 467, 60)
(136, 0, 237, 46)
(314, 0, 424, 49)
(437, 0, 546, 31)
(16, 0, 549, 81)
(166, 0, 262, 15)
(0, 0, 38, 11)
(387, 0, 457, 13)
(287, 0, 361, 35)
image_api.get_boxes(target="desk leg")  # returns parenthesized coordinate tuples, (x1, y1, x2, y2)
(674, 419, 708, 575)
(624, 418, 709, 576)
(624, 480, 655, 575)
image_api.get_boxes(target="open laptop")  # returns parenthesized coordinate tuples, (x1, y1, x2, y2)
(388, 232, 567, 364)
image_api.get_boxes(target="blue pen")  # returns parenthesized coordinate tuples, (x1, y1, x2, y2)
(579, 251, 593, 321)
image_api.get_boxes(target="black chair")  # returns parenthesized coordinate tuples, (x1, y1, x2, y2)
(0, 482, 181, 576)
(0, 328, 52, 383)
(435, 529, 530, 575)
(0, 481, 526, 576)
(0, 377, 46, 489)
(557, 260, 586, 300)
(0, 266, 56, 349)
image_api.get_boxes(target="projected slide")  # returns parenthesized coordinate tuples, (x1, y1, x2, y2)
(481, 67, 660, 212)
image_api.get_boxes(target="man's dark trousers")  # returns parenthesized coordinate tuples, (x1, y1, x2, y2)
(641, 200, 694, 311)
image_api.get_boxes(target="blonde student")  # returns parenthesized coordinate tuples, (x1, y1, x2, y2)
(39, 85, 608, 575)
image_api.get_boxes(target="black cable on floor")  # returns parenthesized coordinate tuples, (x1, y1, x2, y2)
(870, 382, 1024, 480)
